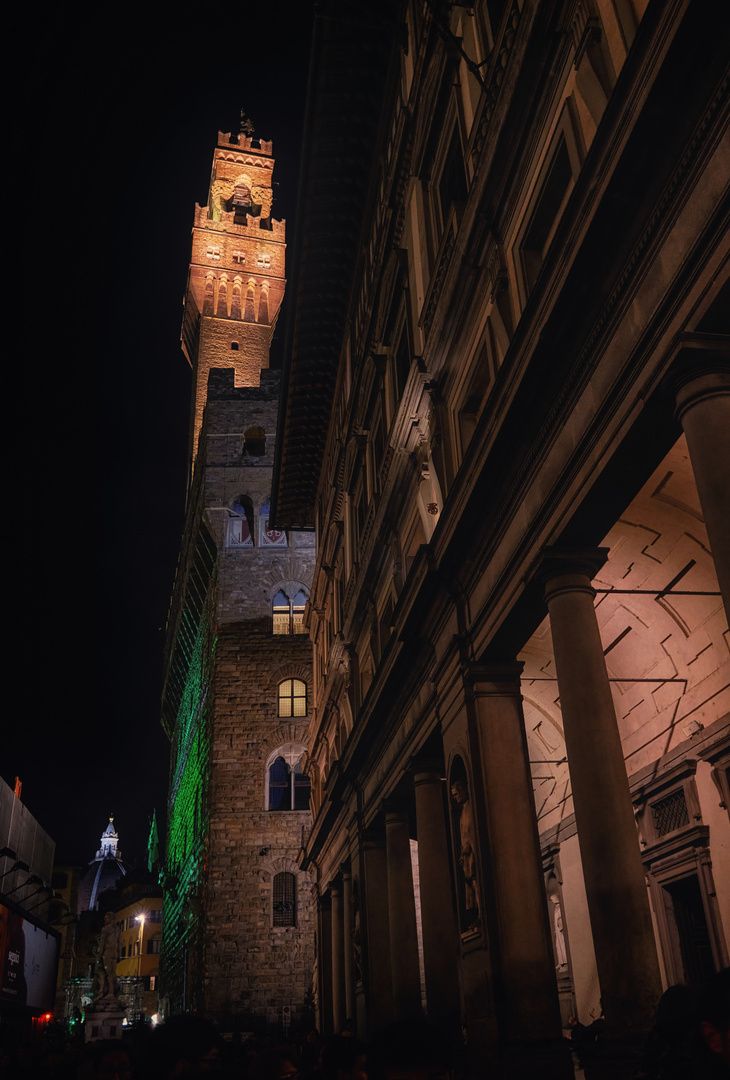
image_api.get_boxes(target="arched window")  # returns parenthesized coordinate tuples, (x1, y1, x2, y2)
(243, 426, 266, 457)
(273, 871, 296, 927)
(278, 678, 307, 717)
(272, 587, 308, 634)
(268, 755, 311, 811)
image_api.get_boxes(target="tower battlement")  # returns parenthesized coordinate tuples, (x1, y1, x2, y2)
(217, 130, 273, 157)
(184, 132, 286, 469)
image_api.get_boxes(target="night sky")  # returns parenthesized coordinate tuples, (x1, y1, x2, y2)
(8, 5, 314, 868)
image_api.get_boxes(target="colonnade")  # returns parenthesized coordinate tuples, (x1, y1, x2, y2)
(313, 356, 729, 1062)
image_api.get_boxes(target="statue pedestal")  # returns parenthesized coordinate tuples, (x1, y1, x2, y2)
(85, 999, 127, 1042)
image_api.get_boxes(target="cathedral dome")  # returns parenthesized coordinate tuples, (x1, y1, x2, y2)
(76, 816, 128, 913)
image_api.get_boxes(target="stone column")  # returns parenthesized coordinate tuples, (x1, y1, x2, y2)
(541, 550, 662, 1035)
(471, 665, 563, 1043)
(671, 350, 730, 620)
(362, 833, 394, 1030)
(385, 805, 422, 1020)
(342, 866, 356, 1026)
(318, 890, 333, 1036)
(331, 883, 345, 1034)
(412, 765, 460, 1030)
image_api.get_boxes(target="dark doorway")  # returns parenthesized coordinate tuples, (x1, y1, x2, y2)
(663, 875, 715, 985)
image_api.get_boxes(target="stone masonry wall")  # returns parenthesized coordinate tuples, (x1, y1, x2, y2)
(196, 374, 316, 1026)
(203, 622, 315, 1025)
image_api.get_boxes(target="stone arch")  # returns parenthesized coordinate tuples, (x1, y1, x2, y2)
(203, 272, 215, 316)
(231, 276, 242, 319)
(258, 282, 270, 325)
(260, 722, 310, 765)
(258, 557, 314, 597)
(243, 281, 256, 322)
(216, 274, 228, 318)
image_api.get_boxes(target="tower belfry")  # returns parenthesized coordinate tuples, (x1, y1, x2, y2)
(182, 127, 285, 470)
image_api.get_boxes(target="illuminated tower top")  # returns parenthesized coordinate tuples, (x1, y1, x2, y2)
(182, 123, 286, 471)
(95, 816, 121, 861)
(76, 816, 127, 912)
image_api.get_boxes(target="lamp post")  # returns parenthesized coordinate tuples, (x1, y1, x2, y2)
(135, 914, 146, 1019)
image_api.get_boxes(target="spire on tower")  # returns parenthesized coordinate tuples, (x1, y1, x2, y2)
(239, 110, 255, 137)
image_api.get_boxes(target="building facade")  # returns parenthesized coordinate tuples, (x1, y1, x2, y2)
(160, 128, 316, 1030)
(115, 875, 163, 1022)
(0, 777, 59, 1031)
(272, 0, 729, 1074)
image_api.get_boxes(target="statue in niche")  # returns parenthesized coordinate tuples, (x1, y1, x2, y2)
(450, 776, 480, 930)
(351, 882, 363, 984)
(551, 894, 568, 970)
(93, 912, 121, 1002)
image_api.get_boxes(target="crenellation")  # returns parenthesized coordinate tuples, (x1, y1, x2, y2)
(216, 131, 274, 157)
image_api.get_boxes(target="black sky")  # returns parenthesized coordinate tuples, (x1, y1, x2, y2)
(8, 4, 314, 868)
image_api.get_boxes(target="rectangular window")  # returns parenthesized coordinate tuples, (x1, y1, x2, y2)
(379, 596, 394, 656)
(521, 138, 573, 292)
(651, 790, 690, 837)
(395, 322, 411, 398)
(147, 939, 161, 955)
(273, 872, 296, 927)
(438, 129, 468, 228)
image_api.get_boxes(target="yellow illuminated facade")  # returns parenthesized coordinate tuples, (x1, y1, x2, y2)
(116, 894, 162, 1019)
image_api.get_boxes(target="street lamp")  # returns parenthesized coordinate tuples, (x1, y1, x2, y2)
(135, 914, 146, 1019)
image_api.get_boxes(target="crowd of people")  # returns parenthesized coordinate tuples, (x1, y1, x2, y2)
(0, 1017, 452, 1080)
(0, 967, 727, 1079)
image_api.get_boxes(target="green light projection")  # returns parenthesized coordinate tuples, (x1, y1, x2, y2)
(160, 556, 217, 1015)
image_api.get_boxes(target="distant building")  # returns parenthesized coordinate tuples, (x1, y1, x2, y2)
(60, 817, 130, 1023)
(115, 873, 163, 1022)
(76, 818, 128, 914)
(160, 125, 316, 1030)
(272, 0, 730, 1071)
(50, 864, 83, 1018)
(0, 776, 59, 1029)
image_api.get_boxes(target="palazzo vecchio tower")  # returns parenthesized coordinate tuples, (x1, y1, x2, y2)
(160, 122, 316, 1029)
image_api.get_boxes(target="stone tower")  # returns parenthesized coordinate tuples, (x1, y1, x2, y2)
(160, 126, 316, 1029)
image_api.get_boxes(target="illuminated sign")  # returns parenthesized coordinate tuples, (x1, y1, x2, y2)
(0, 903, 58, 1013)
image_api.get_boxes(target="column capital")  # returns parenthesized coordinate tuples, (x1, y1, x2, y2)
(534, 547, 609, 603)
(662, 336, 730, 422)
(410, 755, 444, 783)
(383, 799, 410, 825)
(361, 826, 386, 852)
(463, 660, 524, 693)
